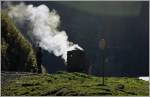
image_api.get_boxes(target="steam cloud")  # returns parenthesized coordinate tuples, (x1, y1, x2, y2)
(8, 3, 83, 62)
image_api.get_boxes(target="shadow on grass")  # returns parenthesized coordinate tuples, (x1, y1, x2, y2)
(118, 89, 137, 95)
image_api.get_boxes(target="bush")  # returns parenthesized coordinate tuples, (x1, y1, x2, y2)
(1, 11, 38, 72)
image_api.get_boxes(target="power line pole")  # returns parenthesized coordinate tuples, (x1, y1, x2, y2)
(99, 38, 106, 85)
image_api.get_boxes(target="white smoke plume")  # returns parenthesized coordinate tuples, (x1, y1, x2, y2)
(8, 3, 83, 62)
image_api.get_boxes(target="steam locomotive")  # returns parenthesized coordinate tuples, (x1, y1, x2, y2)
(66, 50, 92, 74)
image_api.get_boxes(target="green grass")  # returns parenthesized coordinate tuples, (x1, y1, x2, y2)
(1, 71, 149, 96)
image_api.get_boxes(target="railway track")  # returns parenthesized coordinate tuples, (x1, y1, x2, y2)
(1, 71, 37, 88)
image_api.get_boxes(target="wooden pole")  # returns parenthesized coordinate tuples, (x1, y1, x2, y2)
(102, 51, 104, 85)
(99, 39, 106, 85)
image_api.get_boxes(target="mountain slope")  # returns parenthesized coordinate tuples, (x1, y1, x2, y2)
(1, 71, 149, 96)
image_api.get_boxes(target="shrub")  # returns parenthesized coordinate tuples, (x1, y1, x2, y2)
(1, 11, 38, 72)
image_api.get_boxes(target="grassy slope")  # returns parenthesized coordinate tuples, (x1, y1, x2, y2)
(1, 71, 149, 96)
